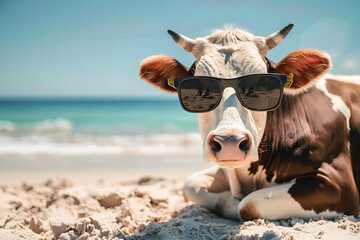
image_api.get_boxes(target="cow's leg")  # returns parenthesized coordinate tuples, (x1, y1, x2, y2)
(183, 165, 240, 219)
(237, 181, 343, 221)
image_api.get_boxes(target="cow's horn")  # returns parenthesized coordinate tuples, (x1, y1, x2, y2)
(168, 29, 196, 53)
(265, 24, 293, 49)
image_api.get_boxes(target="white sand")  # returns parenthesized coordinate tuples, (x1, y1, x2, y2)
(0, 175, 359, 240)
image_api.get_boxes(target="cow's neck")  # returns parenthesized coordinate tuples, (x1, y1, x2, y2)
(256, 80, 349, 183)
(225, 158, 276, 197)
(225, 168, 244, 199)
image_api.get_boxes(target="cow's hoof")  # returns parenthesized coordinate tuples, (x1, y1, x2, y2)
(239, 201, 261, 221)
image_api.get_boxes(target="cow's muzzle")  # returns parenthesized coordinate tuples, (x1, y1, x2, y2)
(207, 129, 253, 168)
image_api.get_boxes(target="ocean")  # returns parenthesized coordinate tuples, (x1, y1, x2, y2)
(0, 99, 208, 175)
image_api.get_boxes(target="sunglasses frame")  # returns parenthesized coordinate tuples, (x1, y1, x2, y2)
(173, 73, 288, 113)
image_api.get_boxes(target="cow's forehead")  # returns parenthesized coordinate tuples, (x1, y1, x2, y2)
(205, 27, 256, 47)
(194, 42, 267, 78)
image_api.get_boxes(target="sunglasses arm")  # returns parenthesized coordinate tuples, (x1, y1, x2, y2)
(167, 77, 177, 90)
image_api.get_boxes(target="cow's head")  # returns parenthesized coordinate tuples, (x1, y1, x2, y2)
(140, 25, 331, 169)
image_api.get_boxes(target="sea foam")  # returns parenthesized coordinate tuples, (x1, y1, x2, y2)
(0, 133, 202, 156)
(33, 118, 73, 133)
(0, 118, 73, 134)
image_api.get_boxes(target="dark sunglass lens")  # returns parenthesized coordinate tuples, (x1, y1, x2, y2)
(238, 76, 281, 110)
(180, 79, 221, 112)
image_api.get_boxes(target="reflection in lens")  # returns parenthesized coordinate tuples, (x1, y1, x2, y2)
(238, 76, 281, 110)
(180, 78, 221, 112)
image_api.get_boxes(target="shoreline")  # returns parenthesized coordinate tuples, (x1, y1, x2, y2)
(0, 154, 209, 186)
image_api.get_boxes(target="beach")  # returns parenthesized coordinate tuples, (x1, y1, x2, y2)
(1, 173, 360, 240)
(1, 99, 360, 239)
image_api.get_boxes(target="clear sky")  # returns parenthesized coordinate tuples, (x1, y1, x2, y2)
(0, 0, 359, 98)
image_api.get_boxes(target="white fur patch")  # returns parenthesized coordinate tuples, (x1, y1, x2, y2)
(238, 182, 338, 220)
(325, 74, 360, 85)
(315, 77, 351, 130)
(283, 80, 317, 96)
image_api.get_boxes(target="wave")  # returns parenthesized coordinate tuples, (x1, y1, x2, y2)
(0, 118, 195, 136)
(0, 118, 73, 134)
(0, 121, 16, 132)
(33, 118, 73, 133)
(0, 133, 202, 156)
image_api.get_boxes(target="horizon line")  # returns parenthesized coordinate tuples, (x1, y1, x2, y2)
(0, 95, 178, 100)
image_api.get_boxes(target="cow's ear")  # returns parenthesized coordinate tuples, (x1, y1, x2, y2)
(275, 49, 331, 89)
(139, 55, 191, 93)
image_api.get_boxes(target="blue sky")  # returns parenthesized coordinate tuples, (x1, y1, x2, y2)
(0, 0, 359, 98)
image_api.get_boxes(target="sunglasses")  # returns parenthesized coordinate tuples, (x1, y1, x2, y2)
(170, 73, 288, 113)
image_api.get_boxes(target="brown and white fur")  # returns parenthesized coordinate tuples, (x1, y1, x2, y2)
(139, 24, 360, 220)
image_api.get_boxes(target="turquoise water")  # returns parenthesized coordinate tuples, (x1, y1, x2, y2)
(0, 99, 204, 172)
(0, 98, 199, 135)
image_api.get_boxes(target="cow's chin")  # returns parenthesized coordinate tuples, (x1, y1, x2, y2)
(203, 147, 259, 169)
(214, 151, 258, 169)
(215, 159, 247, 169)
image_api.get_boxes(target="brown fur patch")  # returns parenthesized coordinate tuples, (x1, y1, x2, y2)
(139, 55, 191, 92)
(275, 49, 331, 89)
(239, 202, 261, 221)
(213, 201, 224, 216)
(259, 79, 360, 216)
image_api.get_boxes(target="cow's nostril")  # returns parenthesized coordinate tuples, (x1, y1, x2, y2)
(209, 133, 252, 156)
(209, 138, 222, 153)
(239, 137, 251, 153)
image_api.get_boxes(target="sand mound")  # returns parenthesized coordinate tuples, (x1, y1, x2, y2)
(0, 176, 359, 240)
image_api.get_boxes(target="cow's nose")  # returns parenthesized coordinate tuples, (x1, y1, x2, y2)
(209, 133, 252, 160)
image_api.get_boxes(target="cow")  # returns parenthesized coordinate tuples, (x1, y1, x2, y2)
(139, 24, 360, 220)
